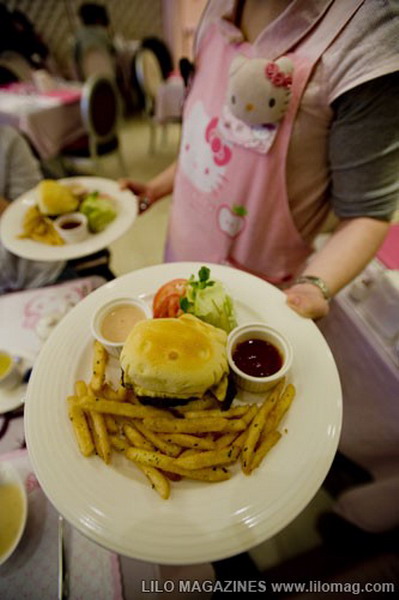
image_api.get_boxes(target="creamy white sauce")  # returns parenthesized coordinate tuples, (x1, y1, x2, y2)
(101, 304, 146, 343)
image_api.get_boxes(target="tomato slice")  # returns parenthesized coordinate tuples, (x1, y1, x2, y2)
(153, 278, 187, 318)
(153, 293, 182, 318)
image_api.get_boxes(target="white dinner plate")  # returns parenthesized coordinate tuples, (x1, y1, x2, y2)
(24, 262, 342, 565)
(0, 177, 137, 261)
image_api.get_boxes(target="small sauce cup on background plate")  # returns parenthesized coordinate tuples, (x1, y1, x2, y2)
(91, 297, 151, 357)
(227, 323, 293, 394)
(0, 462, 28, 565)
(54, 212, 89, 244)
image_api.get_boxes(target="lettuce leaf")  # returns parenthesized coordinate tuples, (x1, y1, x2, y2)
(79, 192, 117, 233)
(180, 266, 237, 333)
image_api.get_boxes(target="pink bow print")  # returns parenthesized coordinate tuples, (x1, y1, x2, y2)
(265, 62, 292, 89)
(205, 118, 232, 166)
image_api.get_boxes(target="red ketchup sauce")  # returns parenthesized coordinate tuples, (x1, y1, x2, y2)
(232, 338, 282, 378)
(60, 220, 81, 229)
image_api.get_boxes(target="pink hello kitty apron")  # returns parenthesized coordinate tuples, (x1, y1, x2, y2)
(165, 0, 364, 285)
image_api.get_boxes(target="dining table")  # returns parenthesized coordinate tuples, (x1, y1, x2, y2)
(0, 81, 86, 161)
(0, 275, 214, 599)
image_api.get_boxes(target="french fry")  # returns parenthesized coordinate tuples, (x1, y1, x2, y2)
(142, 416, 228, 434)
(241, 380, 285, 475)
(263, 383, 296, 435)
(67, 396, 95, 457)
(102, 383, 124, 401)
(133, 421, 181, 457)
(74, 380, 88, 398)
(77, 396, 171, 419)
(104, 415, 119, 434)
(221, 418, 250, 433)
(250, 430, 282, 472)
(125, 448, 231, 482)
(90, 410, 111, 464)
(175, 446, 240, 470)
(183, 406, 251, 420)
(240, 404, 259, 426)
(161, 470, 182, 482)
(232, 429, 248, 450)
(123, 423, 154, 451)
(135, 464, 170, 500)
(175, 397, 216, 413)
(90, 341, 108, 392)
(159, 433, 216, 451)
(215, 432, 240, 450)
(109, 434, 130, 452)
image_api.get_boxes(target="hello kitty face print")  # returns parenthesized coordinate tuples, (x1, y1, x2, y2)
(180, 101, 232, 193)
(219, 55, 294, 154)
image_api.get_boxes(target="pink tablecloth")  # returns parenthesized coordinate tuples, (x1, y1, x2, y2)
(0, 83, 85, 159)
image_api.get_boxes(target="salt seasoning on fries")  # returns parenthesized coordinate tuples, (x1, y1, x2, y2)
(66, 338, 296, 498)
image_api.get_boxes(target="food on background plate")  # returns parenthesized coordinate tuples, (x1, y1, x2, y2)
(18, 179, 117, 245)
(120, 313, 231, 405)
(19, 205, 64, 245)
(153, 266, 237, 333)
(79, 191, 117, 233)
(37, 179, 79, 215)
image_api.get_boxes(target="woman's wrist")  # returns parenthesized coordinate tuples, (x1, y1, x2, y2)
(294, 275, 331, 301)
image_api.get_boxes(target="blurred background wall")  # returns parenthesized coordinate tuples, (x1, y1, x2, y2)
(2, 0, 164, 77)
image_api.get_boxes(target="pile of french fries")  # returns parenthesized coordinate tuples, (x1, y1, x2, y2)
(19, 206, 65, 245)
(67, 340, 296, 499)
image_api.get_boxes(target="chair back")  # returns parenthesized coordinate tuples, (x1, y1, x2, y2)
(80, 46, 115, 81)
(0, 51, 34, 82)
(0, 64, 20, 84)
(134, 48, 163, 112)
(80, 75, 121, 144)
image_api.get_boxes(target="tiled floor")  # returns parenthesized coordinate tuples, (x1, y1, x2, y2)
(64, 115, 394, 585)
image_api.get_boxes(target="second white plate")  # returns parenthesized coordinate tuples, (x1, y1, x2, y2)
(0, 177, 137, 261)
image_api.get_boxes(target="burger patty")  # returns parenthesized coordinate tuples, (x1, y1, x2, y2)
(135, 374, 237, 411)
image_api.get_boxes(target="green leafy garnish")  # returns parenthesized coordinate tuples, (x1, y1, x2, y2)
(180, 266, 237, 333)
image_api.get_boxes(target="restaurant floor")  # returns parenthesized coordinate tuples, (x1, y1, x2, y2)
(59, 116, 396, 591)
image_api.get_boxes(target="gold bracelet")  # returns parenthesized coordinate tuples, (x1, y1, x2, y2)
(294, 275, 331, 301)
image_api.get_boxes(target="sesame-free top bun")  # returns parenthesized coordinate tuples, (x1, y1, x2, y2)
(37, 180, 79, 216)
(120, 313, 228, 399)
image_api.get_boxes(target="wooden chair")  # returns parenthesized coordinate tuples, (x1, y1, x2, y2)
(134, 48, 182, 153)
(0, 51, 34, 83)
(61, 75, 127, 177)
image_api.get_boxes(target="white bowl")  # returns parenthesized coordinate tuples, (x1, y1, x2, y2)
(54, 212, 89, 244)
(0, 462, 28, 565)
(91, 297, 151, 357)
(227, 323, 293, 393)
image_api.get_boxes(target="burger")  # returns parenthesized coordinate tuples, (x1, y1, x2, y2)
(37, 180, 79, 216)
(120, 313, 235, 407)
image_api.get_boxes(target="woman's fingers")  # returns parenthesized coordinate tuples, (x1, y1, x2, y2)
(284, 285, 330, 320)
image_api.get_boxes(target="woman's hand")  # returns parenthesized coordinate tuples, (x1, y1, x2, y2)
(119, 179, 156, 214)
(284, 283, 330, 320)
(119, 162, 177, 215)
